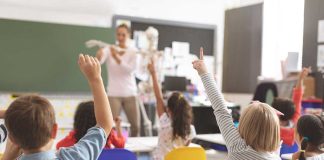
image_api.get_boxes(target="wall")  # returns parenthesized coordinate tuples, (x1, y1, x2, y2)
(0, 0, 263, 91)
(303, 0, 324, 98)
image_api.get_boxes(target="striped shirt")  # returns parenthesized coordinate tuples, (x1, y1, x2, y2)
(200, 73, 281, 160)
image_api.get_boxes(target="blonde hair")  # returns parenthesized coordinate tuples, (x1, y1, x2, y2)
(238, 102, 280, 152)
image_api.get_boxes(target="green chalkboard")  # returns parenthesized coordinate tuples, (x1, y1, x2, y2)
(0, 19, 114, 92)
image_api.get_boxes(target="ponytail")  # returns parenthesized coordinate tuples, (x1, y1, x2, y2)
(167, 92, 193, 140)
(299, 137, 309, 160)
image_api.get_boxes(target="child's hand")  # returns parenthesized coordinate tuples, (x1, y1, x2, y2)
(78, 54, 102, 82)
(114, 116, 122, 128)
(147, 58, 156, 74)
(299, 67, 311, 80)
(192, 47, 207, 75)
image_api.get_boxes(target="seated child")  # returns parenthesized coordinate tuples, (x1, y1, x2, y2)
(2, 54, 114, 160)
(272, 67, 310, 146)
(56, 101, 125, 149)
(193, 48, 281, 159)
(272, 68, 310, 146)
(147, 58, 196, 160)
(292, 114, 324, 160)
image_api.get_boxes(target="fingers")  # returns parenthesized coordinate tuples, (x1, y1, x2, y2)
(200, 47, 204, 60)
(79, 54, 85, 65)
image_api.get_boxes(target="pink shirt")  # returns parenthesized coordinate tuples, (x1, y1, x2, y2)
(101, 47, 138, 97)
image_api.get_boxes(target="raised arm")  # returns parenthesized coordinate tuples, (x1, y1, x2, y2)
(192, 48, 242, 147)
(148, 58, 166, 117)
(78, 54, 113, 135)
(292, 67, 310, 123)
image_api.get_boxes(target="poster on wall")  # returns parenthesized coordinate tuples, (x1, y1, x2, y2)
(317, 45, 324, 68)
(318, 20, 324, 43)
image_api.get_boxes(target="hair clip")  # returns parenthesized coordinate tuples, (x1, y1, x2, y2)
(300, 150, 306, 153)
(303, 137, 309, 141)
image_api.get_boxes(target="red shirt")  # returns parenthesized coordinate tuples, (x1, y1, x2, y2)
(56, 129, 126, 150)
(280, 88, 303, 146)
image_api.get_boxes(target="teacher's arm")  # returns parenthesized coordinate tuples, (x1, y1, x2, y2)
(96, 47, 108, 64)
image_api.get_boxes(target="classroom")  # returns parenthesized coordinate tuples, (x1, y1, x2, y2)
(0, 0, 323, 160)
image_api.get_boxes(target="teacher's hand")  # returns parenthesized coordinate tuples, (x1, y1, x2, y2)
(192, 47, 208, 75)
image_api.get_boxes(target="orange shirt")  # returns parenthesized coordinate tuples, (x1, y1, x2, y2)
(280, 88, 303, 146)
(56, 129, 126, 150)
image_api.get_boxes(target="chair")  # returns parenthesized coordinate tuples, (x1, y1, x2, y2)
(252, 82, 278, 104)
(98, 149, 137, 160)
(165, 147, 207, 160)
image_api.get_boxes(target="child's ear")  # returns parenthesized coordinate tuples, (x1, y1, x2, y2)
(51, 123, 58, 139)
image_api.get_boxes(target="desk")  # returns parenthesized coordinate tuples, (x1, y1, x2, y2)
(125, 136, 201, 153)
(281, 153, 293, 160)
(193, 134, 227, 152)
(194, 134, 225, 145)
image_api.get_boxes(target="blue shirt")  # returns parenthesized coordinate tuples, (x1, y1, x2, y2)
(18, 126, 107, 160)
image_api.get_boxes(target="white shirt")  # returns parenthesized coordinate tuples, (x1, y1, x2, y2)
(101, 46, 138, 97)
(153, 113, 196, 160)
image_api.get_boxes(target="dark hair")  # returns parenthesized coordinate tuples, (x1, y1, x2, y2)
(117, 24, 131, 33)
(167, 92, 193, 140)
(5, 95, 56, 150)
(297, 114, 324, 160)
(73, 101, 96, 141)
(271, 98, 295, 121)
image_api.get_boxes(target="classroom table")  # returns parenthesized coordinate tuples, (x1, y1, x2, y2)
(281, 153, 293, 160)
(193, 134, 227, 152)
(125, 136, 201, 153)
(194, 134, 226, 145)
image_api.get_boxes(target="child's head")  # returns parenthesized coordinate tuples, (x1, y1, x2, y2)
(5, 95, 57, 150)
(272, 98, 295, 123)
(295, 114, 324, 159)
(73, 101, 96, 141)
(167, 92, 193, 140)
(238, 102, 280, 152)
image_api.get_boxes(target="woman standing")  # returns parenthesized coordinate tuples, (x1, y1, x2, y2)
(96, 24, 139, 136)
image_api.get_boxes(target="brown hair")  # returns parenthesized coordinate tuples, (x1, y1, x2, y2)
(117, 24, 131, 33)
(238, 102, 280, 152)
(272, 98, 295, 121)
(167, 92, 193, 140)
(5, 95, 56, 150)
(296, 114, 324, 160)
(74, 101, 96, 141)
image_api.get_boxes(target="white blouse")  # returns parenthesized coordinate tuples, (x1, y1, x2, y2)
(101, 47, 139, 97)
(153, 113, 196, 160)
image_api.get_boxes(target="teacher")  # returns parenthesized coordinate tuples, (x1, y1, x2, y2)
(96, 24, 139, 137)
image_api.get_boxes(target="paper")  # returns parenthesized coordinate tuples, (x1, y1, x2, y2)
(317, 45, 324, 67)
(285, 52, 299, 72)
(172, 41, 190, 57)
(318, 20, 324, 42)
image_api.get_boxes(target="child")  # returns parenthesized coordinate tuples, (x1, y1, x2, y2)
(2, 54, 113, 160)
(292, 114, 324, 160)
(147, 58, 196, 160)
(193, 48, 281, 160)
(272, 67, 310, 146)
(56, 101, 125, 149)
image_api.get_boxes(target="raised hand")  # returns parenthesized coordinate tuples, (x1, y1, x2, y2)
(78, 54, 102, 82)
(147, 58, 156, 74)
(192, 47, 208, 75)
(296, 67, 311, 89)
(114, 116, 122, 128)
(299, 67, 311, 80)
